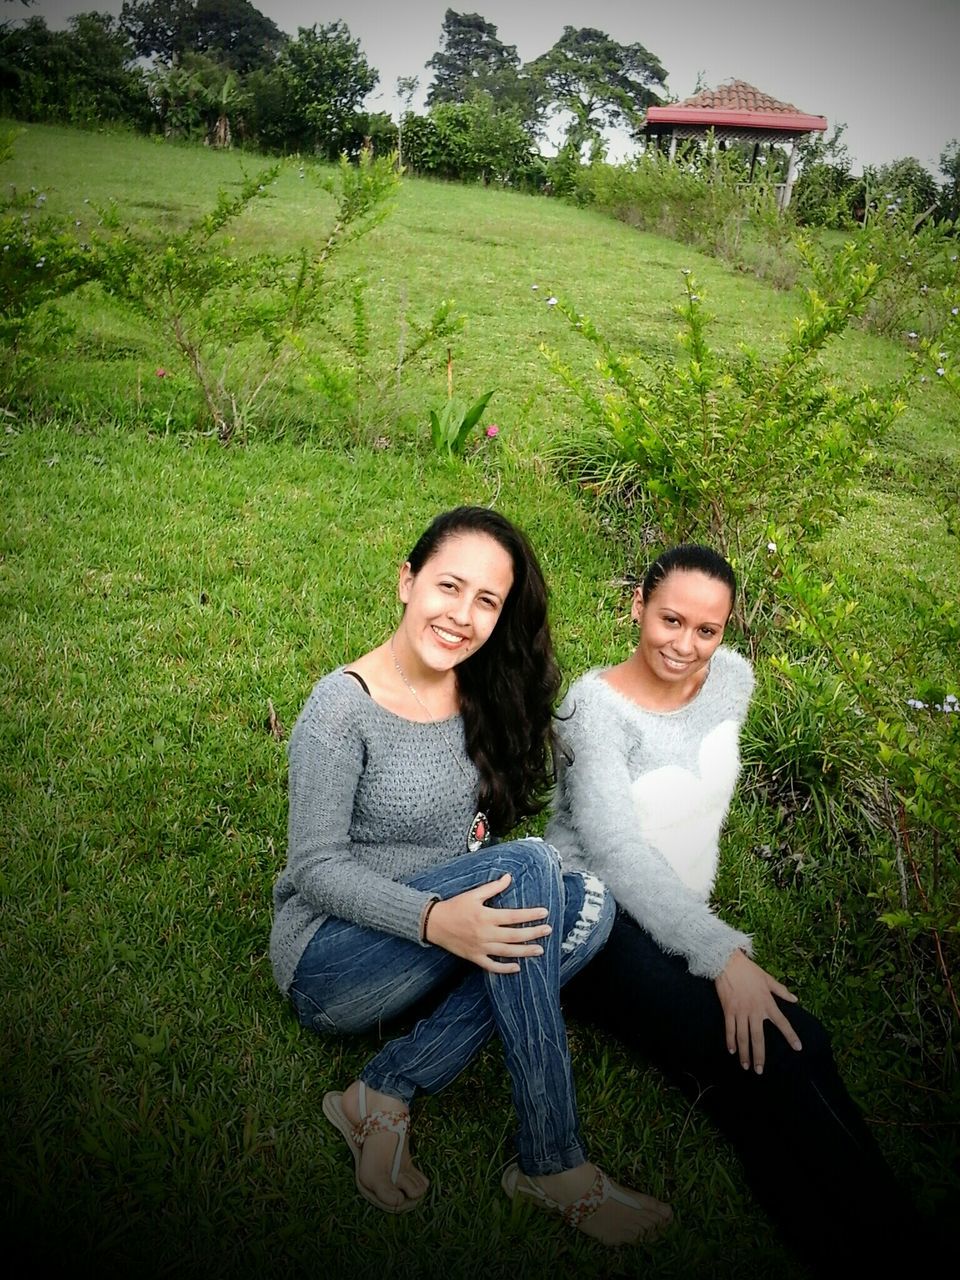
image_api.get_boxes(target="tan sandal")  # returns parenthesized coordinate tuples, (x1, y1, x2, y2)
(501, 1160, 670, 1243)
(322, 1082, 422, 1214)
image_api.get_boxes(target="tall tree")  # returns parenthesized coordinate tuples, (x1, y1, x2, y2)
(120, 0, 195, 64)
(190, 0, 285, 73)
(120, 0, 284, 70)
(425, 9, 518, 105)
(0, 13, 150, 126)
(527, 26, 666, 152)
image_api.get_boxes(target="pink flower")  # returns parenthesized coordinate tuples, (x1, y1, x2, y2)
(155, 367, 168, 378)
(485, 424, 499, 438)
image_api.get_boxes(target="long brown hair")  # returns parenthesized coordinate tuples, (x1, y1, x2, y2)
(405, 508, 560, 832)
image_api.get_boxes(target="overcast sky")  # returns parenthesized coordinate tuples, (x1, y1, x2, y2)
(25, 0, 960, 174)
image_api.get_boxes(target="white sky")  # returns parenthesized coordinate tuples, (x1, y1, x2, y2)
(24, 0, 960, 174)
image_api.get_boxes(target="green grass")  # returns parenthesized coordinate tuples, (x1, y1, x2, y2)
(2, 123, 958, 1278)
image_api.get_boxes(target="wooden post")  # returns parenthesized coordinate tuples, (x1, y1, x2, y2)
(668, 132, 678, 161)
(779, 140, 799, 212)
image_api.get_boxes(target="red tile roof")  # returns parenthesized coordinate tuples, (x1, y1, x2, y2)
(646, 81, 826, 134)
(676, 81, 803, 115)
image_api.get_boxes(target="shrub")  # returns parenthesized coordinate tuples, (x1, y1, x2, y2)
(572, 144, 798, 286)
(853, 199, 959, 341)
(544, 243, 901, 560)
(401, 95, 540, 185)
(546, 236, 959, 1025)
(0, 130, 100, 397)
(94, 152, 399, 441)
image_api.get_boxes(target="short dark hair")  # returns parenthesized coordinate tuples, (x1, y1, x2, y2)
(406, 507, 560, 832)
(641, 543, 736, 608)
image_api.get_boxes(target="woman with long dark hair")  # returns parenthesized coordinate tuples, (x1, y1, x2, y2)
(548, 543, 922, 1274)
(270, 507, 671, 1245)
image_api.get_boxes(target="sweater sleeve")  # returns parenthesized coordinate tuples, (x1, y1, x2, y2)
(284, 676, 436, 944)
(553, 677, 752, 979)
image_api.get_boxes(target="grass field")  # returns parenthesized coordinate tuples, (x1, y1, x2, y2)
(2, 122, 958, 1279)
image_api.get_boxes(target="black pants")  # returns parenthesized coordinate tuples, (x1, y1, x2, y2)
(564, 910, 922, 1277)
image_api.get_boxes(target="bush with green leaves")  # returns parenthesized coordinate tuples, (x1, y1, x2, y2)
(916, 285, 960, 402)
(791, 125, 861, 230)
(0, 13, 152, 129)
(94, 152, 399, 441)
(572, 144, 797, 286)
(0, 130, 100, 397)
(298, 279, 463, 445)
(852, 198, 959, 341)
(429, 388, 495, 456)
(244, 21, 377, 157)
(400, 95, 541, 185)
(546, 229, 958, 1024)
(752, 543, 960, 1023)
(545, 241, 901, 561)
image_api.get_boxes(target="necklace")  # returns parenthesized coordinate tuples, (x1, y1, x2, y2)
(389, 637, 490, 852)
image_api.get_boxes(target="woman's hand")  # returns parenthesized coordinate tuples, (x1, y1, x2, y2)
(425, 873, 553, 973)
(714, 949, 802, 1074)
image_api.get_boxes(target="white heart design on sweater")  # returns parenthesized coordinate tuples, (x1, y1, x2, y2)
(629, 720, 740, 898)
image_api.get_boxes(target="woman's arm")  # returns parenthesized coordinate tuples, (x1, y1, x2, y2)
(283, 676, 554, 962)
(284, 676, 437, 944)
(552, 679, 752, 979)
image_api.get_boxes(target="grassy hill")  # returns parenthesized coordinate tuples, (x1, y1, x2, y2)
(2, 123, 957, 1279)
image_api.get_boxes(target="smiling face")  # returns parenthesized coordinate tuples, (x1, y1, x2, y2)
(632, 569, 733, 695)
(395, 531, 515, 680)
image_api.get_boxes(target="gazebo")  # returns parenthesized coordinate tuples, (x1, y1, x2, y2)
(645, 80, 827, 211)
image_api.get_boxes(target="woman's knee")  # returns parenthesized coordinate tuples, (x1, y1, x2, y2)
(490, 837, 563, 893)
(764, 1001, 834, 1073)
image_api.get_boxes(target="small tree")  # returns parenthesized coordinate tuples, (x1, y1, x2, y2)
(94, 152, 399, 441)
(873, 155, 940, 219)
(248, 22, 377, 156)
(401, 94, 537, 185)
(395, 74, 419, 170)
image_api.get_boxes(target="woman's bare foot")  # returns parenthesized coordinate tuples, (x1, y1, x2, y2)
(340, 1080, 429, 1210)
(524, 1162, 672, 1246)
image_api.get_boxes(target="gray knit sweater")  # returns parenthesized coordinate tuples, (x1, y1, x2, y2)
(545, 646, 755, 980)
(270, 669, 481, 993)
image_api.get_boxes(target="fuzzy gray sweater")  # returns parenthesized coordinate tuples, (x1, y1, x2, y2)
(545, 647, 755, 979)
(270, 669, 481, 994)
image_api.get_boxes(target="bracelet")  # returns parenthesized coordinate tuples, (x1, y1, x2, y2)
(420, 896, 440, 945)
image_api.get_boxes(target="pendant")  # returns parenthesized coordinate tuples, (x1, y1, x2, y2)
(467, 811, 490, 853)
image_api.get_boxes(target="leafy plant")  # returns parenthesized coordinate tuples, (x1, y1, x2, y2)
(301, 280, 463, 444)
(853, 198, 959, 340)
(545, 245, 901, 559)
(429, 388, 495, 456)
(0, 130, 100, 398)
(758, 540, 960, 1023)
(572, 144, 798, 286)
(401, 96, 540, 186)
(94, 151, 399, 441)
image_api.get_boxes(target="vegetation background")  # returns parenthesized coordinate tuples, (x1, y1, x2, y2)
(1, 6, 958, 1277)
(2, 118, 958, 1278)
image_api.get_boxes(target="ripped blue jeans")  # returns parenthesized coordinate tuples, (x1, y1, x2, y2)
(289, 838, 613, 1175)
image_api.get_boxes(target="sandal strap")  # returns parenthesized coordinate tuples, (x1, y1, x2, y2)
(354, 1109, 410, 1144)
(562, 1167, 609, 1228)
(355, 1081, 410, 1186)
